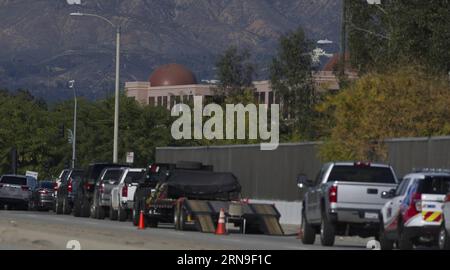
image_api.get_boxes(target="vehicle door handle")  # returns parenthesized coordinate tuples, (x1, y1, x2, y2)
(367, 189, 378, 194)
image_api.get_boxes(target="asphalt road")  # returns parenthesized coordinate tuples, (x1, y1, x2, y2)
(0, 210, 371, 250)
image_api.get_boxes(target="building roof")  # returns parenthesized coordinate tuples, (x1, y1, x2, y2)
(149, 63, 198, 87)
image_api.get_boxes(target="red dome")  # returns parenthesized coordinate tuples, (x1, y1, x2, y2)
(149, 63, 197, 87)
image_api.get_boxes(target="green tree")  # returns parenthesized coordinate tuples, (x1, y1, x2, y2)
(214, 46, 256, 101)
(270, 27, 317, 140)
(318, 66, 450, 162)
(348, 0, 450, 74)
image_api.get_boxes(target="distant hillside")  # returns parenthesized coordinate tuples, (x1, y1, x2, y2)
(0, 0, 341, 101)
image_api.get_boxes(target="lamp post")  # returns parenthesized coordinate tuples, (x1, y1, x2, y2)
(70, 12, 121, 164)
(68, 80, 77, 169)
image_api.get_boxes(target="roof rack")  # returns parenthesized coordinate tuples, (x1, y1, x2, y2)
(412, 168, 450, 174)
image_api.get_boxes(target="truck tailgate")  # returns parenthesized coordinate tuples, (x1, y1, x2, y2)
(336, 182, 397, 210)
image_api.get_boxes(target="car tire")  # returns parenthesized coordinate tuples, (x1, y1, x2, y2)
(132, 201, 141, 226)
(110, 206, 118, 221)
(118, 203, 127, 222)
(439, 224, 450, 250)
(55, 198, 63, 215)
(320, 213, 335, 247)
(72, 196, 81, 217)
(398, 227, 413, 250)
(62, 197, 71, 215)
(97, 206, 105, 220)
(379, 225, 394, 250)
(80, 198, 91, 218)
(301, 211, 316, 245)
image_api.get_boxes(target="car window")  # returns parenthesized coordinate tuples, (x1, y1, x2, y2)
(314, 164, 330, 186)
(38, 182, 55, 189)
(418, 176, 450, 195)
(102, 169, 124, 184)
(328, 166, 396, 184)
(396, 178, 410, 196)
(1, 176, 27, 186)
(126, 171, 146, 183)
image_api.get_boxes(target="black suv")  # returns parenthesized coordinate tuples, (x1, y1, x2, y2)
(55, 169, 84, 215)
(72, 163, 129, 217)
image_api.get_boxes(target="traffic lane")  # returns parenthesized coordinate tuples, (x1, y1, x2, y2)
(0, 210, 368, 250)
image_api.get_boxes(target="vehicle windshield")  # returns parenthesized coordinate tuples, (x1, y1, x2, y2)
(126, 171, 146, 183)
(38, 182, 55, 189)
(102, 169, 124, 184)
(419, 176, 450, 195)
(328, 166, 396, 184)
(69, 170, 84, 181)
(1, 176, 27, 186)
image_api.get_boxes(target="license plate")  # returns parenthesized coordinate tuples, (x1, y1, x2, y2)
(364, 212, 379, 219)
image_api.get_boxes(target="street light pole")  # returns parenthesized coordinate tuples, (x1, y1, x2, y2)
(68, 80, 77, 169)
(70, 12, 121, 163)
(113, 25, 120, 164)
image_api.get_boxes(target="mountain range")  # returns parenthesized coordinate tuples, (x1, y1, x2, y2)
(0, 0, 341, 101)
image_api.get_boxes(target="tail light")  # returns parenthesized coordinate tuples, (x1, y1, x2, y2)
(354, 162, 371, 168)
(329, 184, 338, 204)
(21, 186, 29, 191)
(68, 179, 73, 193)
(53, 182, 58, 191)
(404, 192, 422, 221)
(84, 183, 93, 190)
(99, 182, 105, 194)
(445, 194, 450, 202)
(122, 185, 128, 197)
(150, 164, 159, 173)
(39, 189, 48, 194)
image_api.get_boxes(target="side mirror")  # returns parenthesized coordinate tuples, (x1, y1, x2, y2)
(381, 189, 396, 199)
(297, 174, 311, 189)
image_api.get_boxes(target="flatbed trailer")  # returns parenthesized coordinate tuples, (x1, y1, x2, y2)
(134, 162, 284, 236)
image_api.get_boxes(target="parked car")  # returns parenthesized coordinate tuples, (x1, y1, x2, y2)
(29, 181, 56, 211)
(90, 167, 128, 219)
(298, 162, 399, 247)
(110, 168, 146, 221)
(72, 163, 129, 217)
(440, 191, 450, 250)
(380, 169, 450, 250)
(55, 169, 84, 215)
(0, 175, 33, 210)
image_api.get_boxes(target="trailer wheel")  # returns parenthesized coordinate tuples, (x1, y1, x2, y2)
(147, 218, 158, 228)
(174, 202, 181, 230)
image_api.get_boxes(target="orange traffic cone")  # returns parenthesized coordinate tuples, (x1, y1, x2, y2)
(215, 208, 227, 235)
(138, 210, 145, 230)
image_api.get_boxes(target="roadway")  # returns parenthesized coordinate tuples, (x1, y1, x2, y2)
(0, 210, 371, 250)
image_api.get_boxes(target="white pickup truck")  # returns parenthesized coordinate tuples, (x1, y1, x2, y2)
(298, 162, 399, 247)
(110, 168, 146, 221)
